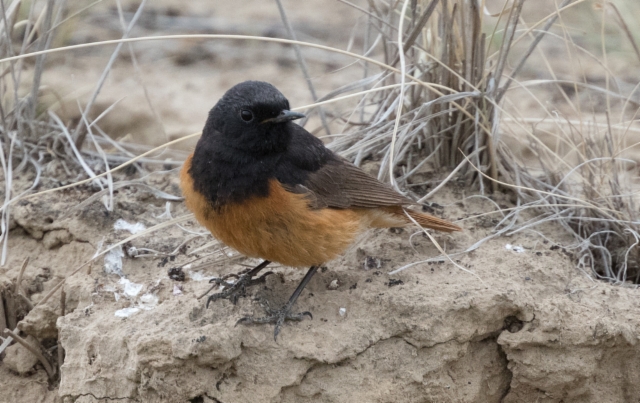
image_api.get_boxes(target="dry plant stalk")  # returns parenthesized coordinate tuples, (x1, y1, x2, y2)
(57, 287, 65, 374)
(0, 0, 67, 266)
(498, 120, 640, 285)
(329, 0, 534, 195)
(4, 328, 55, 379)
(331, 0, 640, 286)
(488, 1, 640, 285)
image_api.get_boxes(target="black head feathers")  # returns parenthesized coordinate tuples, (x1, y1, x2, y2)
(190, 81, 329, 206)
(203, 81, 305, 154)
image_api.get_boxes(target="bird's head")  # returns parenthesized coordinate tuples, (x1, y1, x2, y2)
(204, 81, 305, 155)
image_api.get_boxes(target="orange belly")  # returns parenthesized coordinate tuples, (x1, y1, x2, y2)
(180, 154, 460, 267)
(180, 155, 374, 267)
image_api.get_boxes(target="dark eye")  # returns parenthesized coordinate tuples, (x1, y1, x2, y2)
(240, 110, 254, 122)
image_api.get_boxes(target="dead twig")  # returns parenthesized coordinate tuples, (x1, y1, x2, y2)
(4, 289, 16, 330)
(4, 329, 55, 379)
(390, 0, 439, 67)
(57, 288, 66, 375)
(274, 0, 330, 136)
(495, 0, 575, 103)
(15, 257, 29, 298)
(27, 0, 55, 127)
(0, 289, 6, 334)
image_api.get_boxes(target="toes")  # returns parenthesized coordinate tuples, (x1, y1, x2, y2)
(235, 306, 313, 341)
(247, 271, 274, 287)
(205, 295, 218, 308)
(273, 314, 287, 342)
(235, 317, 252, 327)
(205, 275, 254, 306)
(273, 325, 282, 342)
(284, 311, 312, 322)
(206, 292, 229, 308)
(230, 289, 245, 305)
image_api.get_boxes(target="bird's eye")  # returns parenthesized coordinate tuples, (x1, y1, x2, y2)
(240, 110, 254, 122)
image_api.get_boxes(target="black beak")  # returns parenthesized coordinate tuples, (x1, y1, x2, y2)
(262, 110, 306, 124)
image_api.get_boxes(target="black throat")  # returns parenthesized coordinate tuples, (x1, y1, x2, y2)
(189, 131, 278, 207)
(189, 123, 333, 207)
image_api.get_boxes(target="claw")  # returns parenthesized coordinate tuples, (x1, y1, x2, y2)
(236, 301, 313, 341)
(208, 270, 242, 286)
(202, 261, 273, 306)
(234, 265, 319, 341)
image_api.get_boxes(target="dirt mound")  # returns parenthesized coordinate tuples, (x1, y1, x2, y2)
(1, 172, 639, 403)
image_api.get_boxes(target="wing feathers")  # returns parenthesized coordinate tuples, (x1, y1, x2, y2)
(302, 158, 411, 209)
(283, 153, 461, 232)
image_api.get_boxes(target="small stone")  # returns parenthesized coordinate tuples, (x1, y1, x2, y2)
(328, 279, 339, 290)
(42, 229, 73, 249)
(168, 267, 185, 282)
(364, 256, 382, 270)
(18, 304, 59, 339)
(4, 335, 40, 375)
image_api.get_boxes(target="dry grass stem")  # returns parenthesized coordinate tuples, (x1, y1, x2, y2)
(57, 287, 66, 374)
(4, 328, 55, 379)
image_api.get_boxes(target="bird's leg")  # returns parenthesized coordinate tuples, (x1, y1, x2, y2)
(237, 265, 319, 341)
(206, 260, 273, 306)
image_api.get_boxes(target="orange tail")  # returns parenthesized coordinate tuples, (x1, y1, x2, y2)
(403, 208, 462, 232)
(368, 206, 462, 232)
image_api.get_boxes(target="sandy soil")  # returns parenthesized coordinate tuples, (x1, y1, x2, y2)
(3, 167, 640, 403)
(2, 1, 640, 402)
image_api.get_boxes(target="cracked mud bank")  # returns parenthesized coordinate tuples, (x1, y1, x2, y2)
(1, 171, 640, 403)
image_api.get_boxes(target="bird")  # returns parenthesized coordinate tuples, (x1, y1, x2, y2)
(180, 80, 461, 340)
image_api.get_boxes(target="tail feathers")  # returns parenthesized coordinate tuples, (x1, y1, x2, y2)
(404, 209, 461, 232)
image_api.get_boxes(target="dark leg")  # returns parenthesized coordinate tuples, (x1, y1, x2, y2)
(205, 260, 273, 306)
(237, 265, 319, 341)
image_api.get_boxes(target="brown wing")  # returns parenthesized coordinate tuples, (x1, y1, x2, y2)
(283, 157, 462, 232)
(288, 157, 413, 209)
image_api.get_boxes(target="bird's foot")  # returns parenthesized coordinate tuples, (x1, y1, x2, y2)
(236, 299, 312, 341)
(206, 268, 274, 306)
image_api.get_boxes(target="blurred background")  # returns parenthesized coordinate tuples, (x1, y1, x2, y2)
(27, 0, 369, 149)
(22, 0, 640, 152)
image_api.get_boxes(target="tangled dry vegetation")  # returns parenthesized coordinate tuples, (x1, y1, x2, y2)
(327, 0, 640, 286)
(0, 0, 639, 389)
